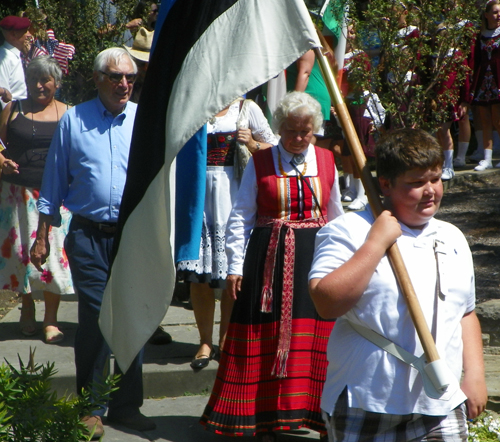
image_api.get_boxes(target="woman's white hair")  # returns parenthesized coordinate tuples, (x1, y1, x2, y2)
(26, 55, 62, 87)
(272, 91, 323, 134)
(94, 47, 138, 75)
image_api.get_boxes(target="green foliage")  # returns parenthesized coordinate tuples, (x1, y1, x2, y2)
(0, 348, 119, 442)
(341, 0, 479, 132)
(468, 411, 500, 442)
(38, 0, 138, 104)
(2, 0, 138, 105)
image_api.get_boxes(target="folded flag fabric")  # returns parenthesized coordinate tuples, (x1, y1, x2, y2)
(100, 0, 321, 372)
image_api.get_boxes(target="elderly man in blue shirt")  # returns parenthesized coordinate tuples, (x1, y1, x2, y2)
(30, 47, 155, 438)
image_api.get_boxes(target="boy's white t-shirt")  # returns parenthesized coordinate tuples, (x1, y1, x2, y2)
(309, 208, 474, 416)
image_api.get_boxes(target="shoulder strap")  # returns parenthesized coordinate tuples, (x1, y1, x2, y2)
(4, 100, 21, 143)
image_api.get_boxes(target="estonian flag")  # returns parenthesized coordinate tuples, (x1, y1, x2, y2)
(100, 0, 321, 372)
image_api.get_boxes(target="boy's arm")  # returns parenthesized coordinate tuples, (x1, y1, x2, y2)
(460, 310, 487, 419)
(309, 210, 401, 319)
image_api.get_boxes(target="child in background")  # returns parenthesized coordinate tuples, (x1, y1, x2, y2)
(309, 128, 487, 441)
(470, 0, 500, 170)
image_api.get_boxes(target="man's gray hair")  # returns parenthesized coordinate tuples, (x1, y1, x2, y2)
(26, 55, 63, 87)
(94, 47, 138, 75)
(272, 91, 323, 134)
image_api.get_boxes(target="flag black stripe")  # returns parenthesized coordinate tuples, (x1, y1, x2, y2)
(112, 0, 239, 260)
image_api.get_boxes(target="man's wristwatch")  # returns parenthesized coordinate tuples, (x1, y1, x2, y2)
(255, 142, 261, 151)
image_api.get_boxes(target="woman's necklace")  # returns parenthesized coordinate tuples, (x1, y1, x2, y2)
(31, 99, 59, 149)
(277, 148, 307, 177)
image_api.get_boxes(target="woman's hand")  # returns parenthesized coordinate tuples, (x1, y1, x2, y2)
(226, 274, 243, 300)
(30, 236, 50, 271)
(1, 158, 19, 175)
(0, 88, 12, 104)
(237, 128, 260, 153)
(126, 18, 143, 30)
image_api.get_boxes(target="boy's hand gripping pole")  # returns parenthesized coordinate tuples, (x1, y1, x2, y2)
(313, 42, 449, 393)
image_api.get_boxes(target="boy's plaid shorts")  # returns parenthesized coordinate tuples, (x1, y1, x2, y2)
(322, 387, 467, 442)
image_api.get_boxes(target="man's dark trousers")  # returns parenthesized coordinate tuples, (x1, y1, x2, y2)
(65, 218, 144, 417)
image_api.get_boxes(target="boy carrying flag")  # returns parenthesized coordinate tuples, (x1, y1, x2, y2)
(309, 128, 487, 441)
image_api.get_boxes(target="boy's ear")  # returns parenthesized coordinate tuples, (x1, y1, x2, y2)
(378, 176, 392, 197)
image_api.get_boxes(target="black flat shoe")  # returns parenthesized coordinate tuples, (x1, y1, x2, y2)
(256, 431, 277, 442)
(147, 326, 173, 345)
(190, 348, 215, 369)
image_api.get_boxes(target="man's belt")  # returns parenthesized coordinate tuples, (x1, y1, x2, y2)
(73, 214, 117, 234)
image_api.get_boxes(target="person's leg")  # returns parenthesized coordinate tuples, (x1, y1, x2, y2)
(218, 289, 234, 351)
(42, 291, 64, 343)
(436, 122, 455, 180)
(475, 106, 493, 170)
(454, 114, 470, 166)
(341, 155, 355, 201)
(490, 104, 500, 167)
(20, 292, 36, 336)
(190, 282, 215, 359)
(65, 224, 112, 416)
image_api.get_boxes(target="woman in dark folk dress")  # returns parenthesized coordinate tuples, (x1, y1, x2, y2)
(201, 91, 344, 442)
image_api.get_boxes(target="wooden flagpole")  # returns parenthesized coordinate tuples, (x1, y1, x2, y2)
(313, 42, 441, 365)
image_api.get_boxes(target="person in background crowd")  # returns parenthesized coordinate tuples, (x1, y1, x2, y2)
(177, 96, 277, 371)
(30, 47, 155, 439)
(0, 55, 73, 344)
(0, 15, 31, 108)
(125, 26, 153, 104)
(470, 0, 500, 170)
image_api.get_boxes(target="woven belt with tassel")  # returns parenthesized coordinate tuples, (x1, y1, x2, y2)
(255, 215, 326, 378)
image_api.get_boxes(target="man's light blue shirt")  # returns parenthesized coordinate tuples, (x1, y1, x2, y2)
(37, 97, 137, 226)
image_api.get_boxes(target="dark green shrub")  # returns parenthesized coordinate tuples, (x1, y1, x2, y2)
(0, 348, 119, 442)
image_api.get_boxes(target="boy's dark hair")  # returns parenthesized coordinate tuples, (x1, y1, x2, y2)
(375, 128, 443, 182)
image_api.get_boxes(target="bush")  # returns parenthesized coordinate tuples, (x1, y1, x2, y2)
(0, 348, 119, 442)
(324, 0, 479, 132)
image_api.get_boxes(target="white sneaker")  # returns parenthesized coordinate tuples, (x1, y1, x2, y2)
(474, 160, 493, 171)
(347, 196, 368, 211)
(453, 158, 465, 167)
(441, 168, 455, 180)
(341, 189, 356, 202)
(495, 161, 500, 168)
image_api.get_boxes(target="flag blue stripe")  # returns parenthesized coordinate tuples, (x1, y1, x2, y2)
(175, 125, 207, 262)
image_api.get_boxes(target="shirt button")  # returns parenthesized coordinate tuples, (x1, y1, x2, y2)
(113, 186, 117, 189)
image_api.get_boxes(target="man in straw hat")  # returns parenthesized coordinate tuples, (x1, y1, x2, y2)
(124, 27, 153, 103)
(0, 15, 31, 108)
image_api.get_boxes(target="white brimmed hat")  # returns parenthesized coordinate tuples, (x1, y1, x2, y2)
(124, 27, 153, 63)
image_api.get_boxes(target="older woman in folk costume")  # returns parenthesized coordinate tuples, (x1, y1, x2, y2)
(200, 91, 343, 442)
(177, 97, 277, 369)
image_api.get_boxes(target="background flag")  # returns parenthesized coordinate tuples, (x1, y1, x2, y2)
(100, 0, 321, 372)
(321, 0, 349, 72)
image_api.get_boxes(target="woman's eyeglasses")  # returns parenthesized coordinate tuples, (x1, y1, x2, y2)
(99, 71, 137, 84)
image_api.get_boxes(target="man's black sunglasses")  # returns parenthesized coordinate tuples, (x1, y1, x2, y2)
(99, 71, 137, 84)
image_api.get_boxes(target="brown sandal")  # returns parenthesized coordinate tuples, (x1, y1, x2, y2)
(19, 301, 36, 336)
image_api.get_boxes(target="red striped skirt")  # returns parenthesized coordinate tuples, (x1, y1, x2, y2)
(200, 224, 335, 437)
